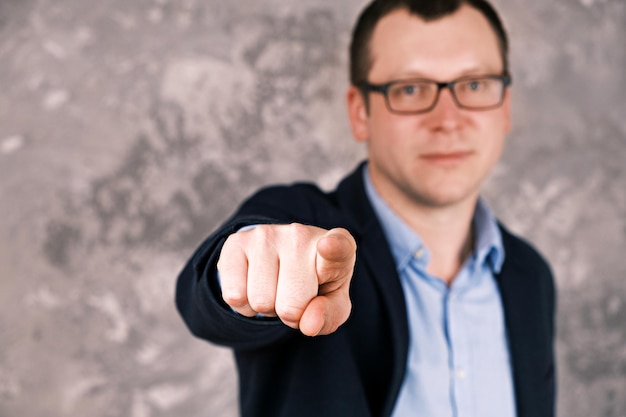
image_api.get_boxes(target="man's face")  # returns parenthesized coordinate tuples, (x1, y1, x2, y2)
(347, 5, 511, 212)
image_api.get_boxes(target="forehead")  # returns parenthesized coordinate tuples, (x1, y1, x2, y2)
(368, 5, 503, 81)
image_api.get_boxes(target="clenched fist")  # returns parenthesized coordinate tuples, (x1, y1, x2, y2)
(217, 224, 357, 337)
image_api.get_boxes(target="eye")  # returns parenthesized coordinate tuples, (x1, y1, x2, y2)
(388, 81, 434, 106)
(468, 80, 484, 91)
(395, 82, 430, 97)
(401, 85, 418, 95)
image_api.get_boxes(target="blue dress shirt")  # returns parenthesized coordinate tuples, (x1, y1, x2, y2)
(363, 169, 517, 417)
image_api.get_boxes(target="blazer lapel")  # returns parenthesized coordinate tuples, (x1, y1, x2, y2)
(496, 227, 556, 417)
(335, 164, 410, 416)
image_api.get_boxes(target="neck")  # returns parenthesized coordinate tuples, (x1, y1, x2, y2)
(372, 179, 477, 286)
(408, 202, 476, 285)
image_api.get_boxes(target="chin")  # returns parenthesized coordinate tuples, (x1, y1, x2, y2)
(411, 187, 477, 209)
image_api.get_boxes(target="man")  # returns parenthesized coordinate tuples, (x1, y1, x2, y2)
(176, 0, 556, 416)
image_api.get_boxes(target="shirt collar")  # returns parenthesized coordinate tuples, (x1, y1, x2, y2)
(473, 198, 505, 273)
(362, 165, 505, 274)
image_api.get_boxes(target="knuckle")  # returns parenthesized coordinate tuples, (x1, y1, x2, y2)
(246, 225, 280, 253)
(222, 290, 248, 308)
(248, 297, 275, 314)
(248, 223, 321, 257)
(223, 232, 244, 251)
(250, 224, 270, 240)
(228, 226, 272, 251)
(286, 222, 307, 235)
(286, 223, 317, 243)
(275, 302, 304, 323)
(287, 224, 321, 256)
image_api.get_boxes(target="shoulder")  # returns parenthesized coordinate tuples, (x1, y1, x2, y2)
(236, 163, 368, 229)
(236, 181, 343, 226)
(497, 224, 555, 309)
(498, 223, 552, 275)
(246, 182, 333, 205)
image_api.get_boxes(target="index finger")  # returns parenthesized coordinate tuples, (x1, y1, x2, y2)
(315, 228, 357, 287)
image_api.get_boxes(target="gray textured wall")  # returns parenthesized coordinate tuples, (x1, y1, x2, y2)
(0, 0, 624, 416)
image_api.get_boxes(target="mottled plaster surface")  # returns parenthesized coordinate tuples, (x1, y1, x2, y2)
(0, 0, 624, 416)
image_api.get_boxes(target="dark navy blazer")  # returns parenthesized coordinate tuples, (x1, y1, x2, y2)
(176, 163, 556, 417)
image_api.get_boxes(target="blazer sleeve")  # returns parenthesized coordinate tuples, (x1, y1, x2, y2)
(175, 183, 332, 351)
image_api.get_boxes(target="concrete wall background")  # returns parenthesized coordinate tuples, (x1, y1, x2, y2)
(0, 0, 624, 416)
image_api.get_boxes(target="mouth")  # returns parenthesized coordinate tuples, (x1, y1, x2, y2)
(419, 150, 474, 166)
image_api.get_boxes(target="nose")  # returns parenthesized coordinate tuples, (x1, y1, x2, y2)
(425, 87, 462, 131)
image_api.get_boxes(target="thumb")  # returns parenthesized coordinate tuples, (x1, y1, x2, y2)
(316, 228, 357, 288)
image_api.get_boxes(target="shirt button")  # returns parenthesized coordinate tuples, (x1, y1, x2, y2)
(414, 248, 425, 259)
(456, 369, 467, 379)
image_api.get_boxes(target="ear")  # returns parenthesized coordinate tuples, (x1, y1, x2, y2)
(346, 86, 370, 143)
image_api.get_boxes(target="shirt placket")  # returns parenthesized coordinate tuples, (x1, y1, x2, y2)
(446, 266, 475, 417)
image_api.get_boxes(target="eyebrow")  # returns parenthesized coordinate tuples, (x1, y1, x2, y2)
(388, 65, 503, 81)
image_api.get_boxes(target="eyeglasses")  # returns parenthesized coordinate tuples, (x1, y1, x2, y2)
(357, 74, 512, 115)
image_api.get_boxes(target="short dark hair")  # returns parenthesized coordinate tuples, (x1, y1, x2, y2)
(349, 0, 509, 85)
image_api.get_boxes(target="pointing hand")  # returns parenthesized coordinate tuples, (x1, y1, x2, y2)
(217, 224, 357, 336)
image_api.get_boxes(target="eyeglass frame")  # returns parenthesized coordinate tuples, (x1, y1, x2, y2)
(356, 74, 512, 115)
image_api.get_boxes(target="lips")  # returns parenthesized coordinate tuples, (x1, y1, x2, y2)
(419, 150, 474, 166)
